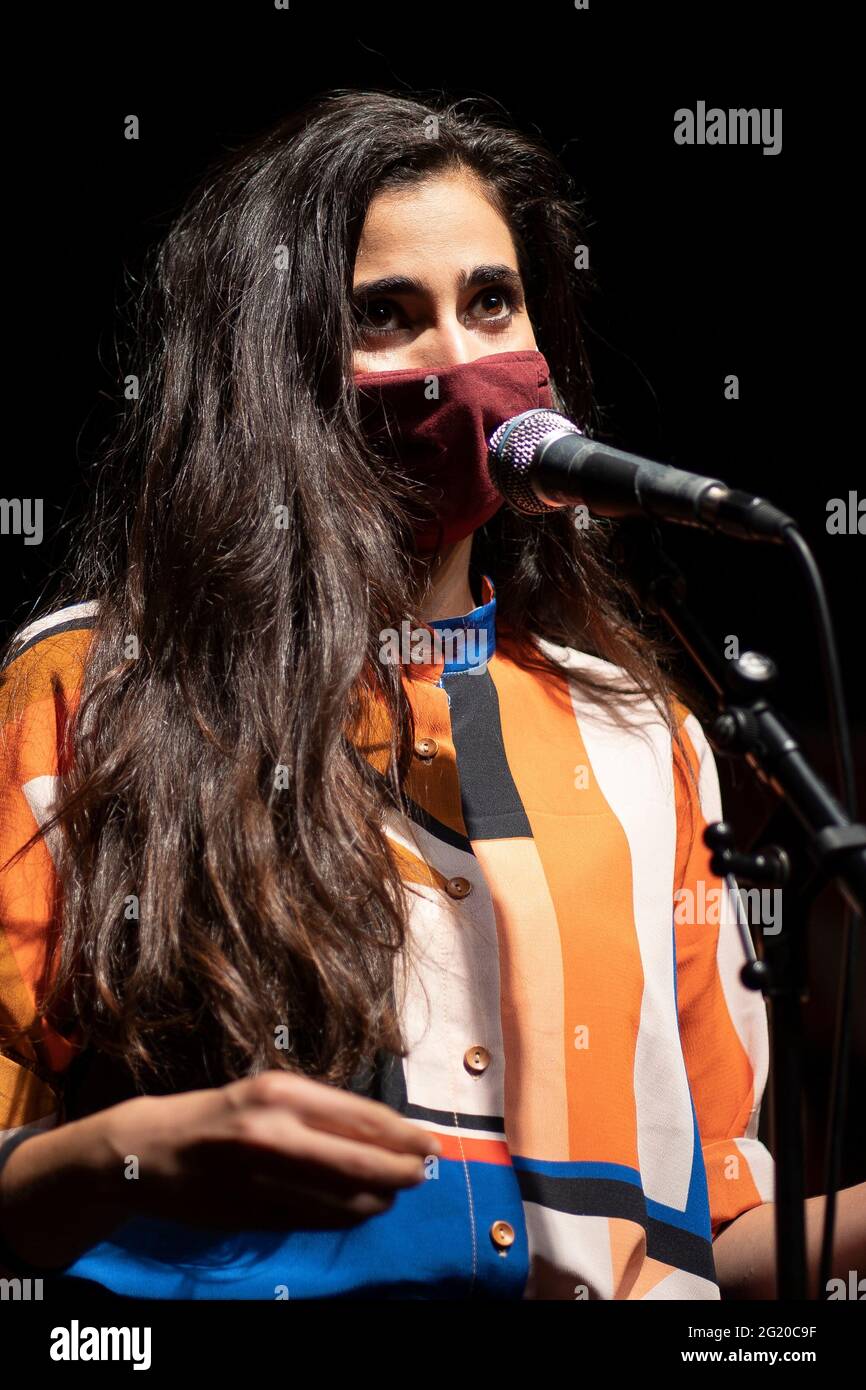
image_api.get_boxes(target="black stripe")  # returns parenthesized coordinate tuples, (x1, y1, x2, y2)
(645, 1215, 717, 1284)
(400, 790, 475, 856)
(7, 613, 97, 663)
(515, 1171, 716, 1283)
(443, 668, 533, 840)
(518, 1171, 646, 1222)
(346, 1056, 505, 1134)
(360, 760, 475, 857)
(404, 1101, 506, 1134)
(347, 1048, 410, 1113)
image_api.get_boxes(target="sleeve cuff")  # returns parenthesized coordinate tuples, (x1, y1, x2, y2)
(703, 1134, 775, 1237)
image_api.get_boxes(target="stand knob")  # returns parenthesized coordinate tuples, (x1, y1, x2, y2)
(704, 821, 791, 886)
(742, 958, 772, 990)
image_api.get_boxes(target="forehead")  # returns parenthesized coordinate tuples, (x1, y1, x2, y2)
(354, 171, 518, 277)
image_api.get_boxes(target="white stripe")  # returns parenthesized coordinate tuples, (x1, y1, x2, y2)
(523, 1207, 615, 1299)
(21, 774, 63, 867)
(733, 1135, 775, 1202)
(421, 1119, 505, 1142)
(641, 1267, 720, 1300)
(682, 713, 771, 1143)
(10, 601, 99, 652)
(383, 807, 507, 1124)
(539, 640, 697, 1214)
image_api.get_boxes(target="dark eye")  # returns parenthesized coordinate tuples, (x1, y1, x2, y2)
(474, 290, 510, 318)
(466, 285, 524, 331)
(354, 299, 404, 337)
(352, 283, 525, 341)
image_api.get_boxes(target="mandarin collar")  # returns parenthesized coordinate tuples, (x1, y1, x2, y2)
(409, 573, 496, 682)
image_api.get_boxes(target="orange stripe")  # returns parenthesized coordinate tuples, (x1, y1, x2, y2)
(1, 632, 90, 1092)
(0, 1052, 59, 1128)
(345, 678, 469, 839)
(472, 837, 571, 1160)
(403, 680, 469, 836)
(430, 1132, 513, 1166)
(487, 649, 643, 1167)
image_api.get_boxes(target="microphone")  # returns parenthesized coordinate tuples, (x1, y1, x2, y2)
(487, 409, 796, 542)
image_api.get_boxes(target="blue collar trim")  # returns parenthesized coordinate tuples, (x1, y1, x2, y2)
(427, 574, 496, 675)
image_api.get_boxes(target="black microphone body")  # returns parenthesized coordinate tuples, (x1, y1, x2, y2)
(487, 409, 796, 543)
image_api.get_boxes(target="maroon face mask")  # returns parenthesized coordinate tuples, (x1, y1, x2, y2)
(353, 349, 554, 554)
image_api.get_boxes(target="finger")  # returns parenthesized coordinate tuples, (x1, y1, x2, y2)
(229, 1071, 440, 1158)
(204, 1110, 435, 1192)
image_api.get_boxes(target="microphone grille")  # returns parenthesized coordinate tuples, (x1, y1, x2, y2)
(487, 408, 583, 515)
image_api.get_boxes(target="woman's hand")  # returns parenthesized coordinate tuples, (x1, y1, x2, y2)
(102, 1069, 440, 1229)
(0, 1070, 441, 1270)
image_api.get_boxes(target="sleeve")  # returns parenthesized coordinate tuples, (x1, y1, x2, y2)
(672, 705, 776, 1239)
(0, 632, 84, 1188)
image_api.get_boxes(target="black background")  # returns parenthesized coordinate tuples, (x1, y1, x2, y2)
(4, 2, 862, 1193)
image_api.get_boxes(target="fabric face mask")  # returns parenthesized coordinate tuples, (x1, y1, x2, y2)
(353, 349, 555, 554)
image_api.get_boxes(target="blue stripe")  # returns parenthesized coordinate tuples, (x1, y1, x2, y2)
(512, 1156, 643, 1186)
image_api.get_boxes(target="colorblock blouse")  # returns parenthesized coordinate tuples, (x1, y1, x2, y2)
(0, 577, 775, 1298)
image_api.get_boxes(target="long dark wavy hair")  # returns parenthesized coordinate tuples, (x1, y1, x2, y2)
(1, 88, 702, 1095)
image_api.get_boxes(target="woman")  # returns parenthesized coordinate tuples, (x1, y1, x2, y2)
(0, 88, 862, 1300)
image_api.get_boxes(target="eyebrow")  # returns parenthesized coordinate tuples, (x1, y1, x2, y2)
(351, 263, 525, 301)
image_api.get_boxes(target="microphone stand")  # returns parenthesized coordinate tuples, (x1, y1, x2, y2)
(628, 525, 866, 1300)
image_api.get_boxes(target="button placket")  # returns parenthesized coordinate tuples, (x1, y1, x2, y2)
(446, 887, 515, 1272)
(437, 913, 479, 1292)
(410, 677, 515, 1287)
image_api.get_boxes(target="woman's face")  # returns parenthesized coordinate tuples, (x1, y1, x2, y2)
(351, 169, 538, 374)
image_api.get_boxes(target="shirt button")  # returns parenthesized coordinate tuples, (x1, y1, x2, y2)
(445, 876, 472, 899)
(413, 736, 439, 760)
(490, 1220, 515, 1250)
(464, 1045, 491, 1074)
